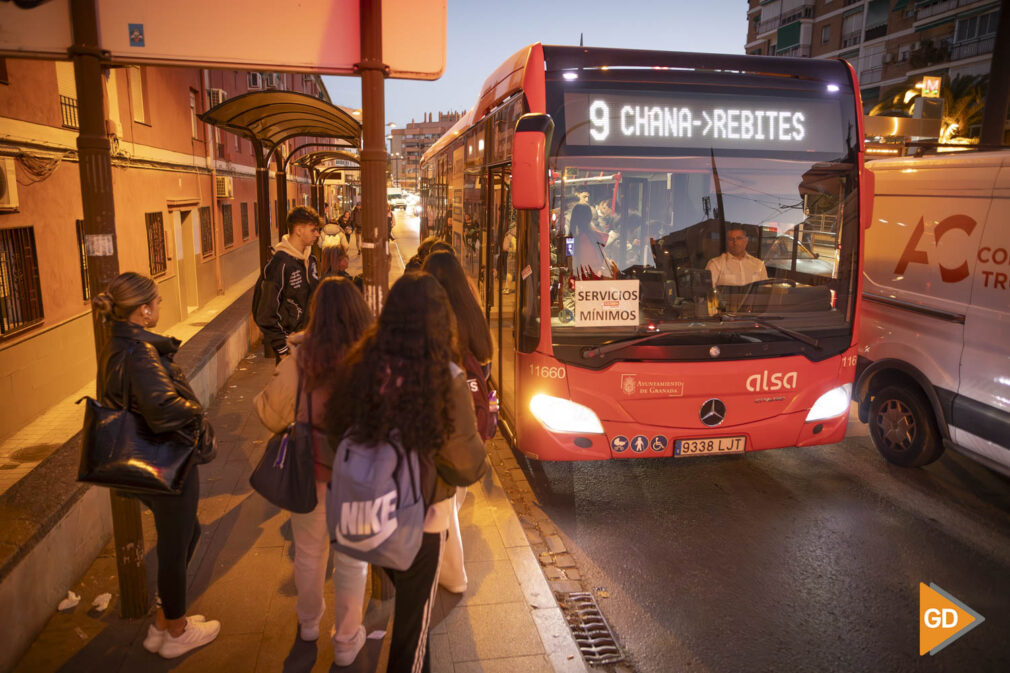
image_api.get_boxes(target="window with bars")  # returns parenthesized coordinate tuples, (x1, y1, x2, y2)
(0, 227, 45, 336)
(145, 212, 167, 276)
(75, 219, 91, 300)
(240, 202, 249, 240)
(199, 206, 214, 257)
(221, 203, 234, 248)
(60, 95, 79, 129)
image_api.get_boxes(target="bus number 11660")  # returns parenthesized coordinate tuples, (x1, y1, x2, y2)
(529, 365, 566, 379)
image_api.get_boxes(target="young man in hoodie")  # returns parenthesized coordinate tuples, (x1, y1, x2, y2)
(254, 206, 321, 361)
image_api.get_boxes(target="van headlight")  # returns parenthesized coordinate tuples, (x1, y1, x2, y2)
(529, 394, 605, 434)
(805, 384, 852, 422)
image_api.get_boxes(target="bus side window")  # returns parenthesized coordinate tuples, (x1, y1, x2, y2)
(518, 210, 540, 353)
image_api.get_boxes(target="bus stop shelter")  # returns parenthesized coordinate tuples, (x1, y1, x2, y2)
(199, 90, 361, 267)
(293, 149, 362, 215)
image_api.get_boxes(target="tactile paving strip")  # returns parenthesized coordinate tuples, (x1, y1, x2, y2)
(564, 591, 625, 666)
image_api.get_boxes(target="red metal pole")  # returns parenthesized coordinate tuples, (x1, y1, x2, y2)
(358, 0, 390, 313)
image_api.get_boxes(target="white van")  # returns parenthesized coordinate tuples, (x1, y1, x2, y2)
(854, 150, 1010, 475)
(387, 187, 407, 210)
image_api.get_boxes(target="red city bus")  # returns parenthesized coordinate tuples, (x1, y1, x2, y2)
(420, 44, 869, 461)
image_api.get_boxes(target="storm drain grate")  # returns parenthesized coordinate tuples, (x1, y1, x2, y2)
(564, 591, 625, 666)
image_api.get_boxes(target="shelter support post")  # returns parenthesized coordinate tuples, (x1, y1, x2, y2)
(70, 0, 147, 619)
(358, 0, 390, 314)
(275, 153, 288, 235)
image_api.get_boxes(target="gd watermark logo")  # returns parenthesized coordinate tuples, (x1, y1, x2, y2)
(919, 583, 985, 655)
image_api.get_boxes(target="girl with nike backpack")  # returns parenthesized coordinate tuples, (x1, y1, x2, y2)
(325, 272, 487, 673)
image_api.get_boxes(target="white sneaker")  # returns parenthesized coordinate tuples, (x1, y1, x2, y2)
(142, 615, 206, 653)
(332, 625, 365, 666)
(157, 618, 221, 659)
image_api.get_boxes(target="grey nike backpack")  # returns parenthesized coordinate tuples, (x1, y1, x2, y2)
(327, 429, 424, 571)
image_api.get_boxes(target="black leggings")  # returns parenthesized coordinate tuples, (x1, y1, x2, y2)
(133, 466, 201, 620)
(384, 531, 444, 673)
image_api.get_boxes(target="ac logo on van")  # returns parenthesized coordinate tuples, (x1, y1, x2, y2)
(895, 215, 977, 283)
(746, 370, 797, 392)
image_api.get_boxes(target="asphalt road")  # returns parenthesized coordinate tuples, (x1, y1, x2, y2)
(519, 418, 1010, 673)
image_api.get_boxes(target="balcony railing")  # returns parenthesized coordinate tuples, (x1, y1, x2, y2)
(860, 66, 884, 84)
(950, 34, 995, 60)
(916, 0, 975, 22)
(842, 30, 863, 47)
(777, 45, 812, 58)
(865, 24, 887, 41)
(756, 1, 815, 35)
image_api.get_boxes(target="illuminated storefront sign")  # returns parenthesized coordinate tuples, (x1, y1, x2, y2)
(564, 91, 845, 154)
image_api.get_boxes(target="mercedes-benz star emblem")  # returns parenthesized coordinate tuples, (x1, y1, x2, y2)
(700, 398, 726, 426)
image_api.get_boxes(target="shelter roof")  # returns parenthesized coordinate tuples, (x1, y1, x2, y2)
(294, 150, 362, 169)
(199, 90, 360, 152)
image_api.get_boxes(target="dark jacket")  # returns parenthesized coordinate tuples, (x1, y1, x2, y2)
(98, 321, 204, 436)
(253, 236, 320, 356)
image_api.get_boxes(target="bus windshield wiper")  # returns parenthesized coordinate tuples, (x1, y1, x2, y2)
(582, 328, 701, 359)
(720, 313, 821, 350)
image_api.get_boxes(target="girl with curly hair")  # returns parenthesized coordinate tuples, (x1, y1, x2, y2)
(326, 272, 487, 673)
(254, 277, 374, 664)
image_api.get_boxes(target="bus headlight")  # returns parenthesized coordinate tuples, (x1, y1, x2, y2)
(805, 384, 852, 422)
(529, 394, 605, 434)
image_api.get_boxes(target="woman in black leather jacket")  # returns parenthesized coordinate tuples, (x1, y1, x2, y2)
(93, 272, 220, 659)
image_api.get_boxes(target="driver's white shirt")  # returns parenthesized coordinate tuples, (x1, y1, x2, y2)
(705, 252, 768, 286)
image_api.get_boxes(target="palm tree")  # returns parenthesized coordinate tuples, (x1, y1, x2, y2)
(867, 74, 988, 142)
(939, 74, 986, 142)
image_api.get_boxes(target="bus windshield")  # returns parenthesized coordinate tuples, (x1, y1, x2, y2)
(548, 154, 858, 356)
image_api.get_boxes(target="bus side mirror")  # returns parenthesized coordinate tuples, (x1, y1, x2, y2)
(511, 114, 554, 211)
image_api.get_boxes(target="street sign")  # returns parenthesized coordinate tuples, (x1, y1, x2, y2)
(0, 0, 446, 80)
(921, 76, 942, 98)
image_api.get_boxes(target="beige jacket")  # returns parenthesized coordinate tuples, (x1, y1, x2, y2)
(253, 333, 335, 480)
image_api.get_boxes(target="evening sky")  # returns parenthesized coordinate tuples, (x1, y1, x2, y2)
(322, 0, 749, 133)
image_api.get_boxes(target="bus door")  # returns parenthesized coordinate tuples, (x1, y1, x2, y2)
(485, 165, 518, 419)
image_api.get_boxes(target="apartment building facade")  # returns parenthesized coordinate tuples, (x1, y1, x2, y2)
(389, 110, 463, 191)
(746, 0, 1001, 113)
(0, 57, 329, 440)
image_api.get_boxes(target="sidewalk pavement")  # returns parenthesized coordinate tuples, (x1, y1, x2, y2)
(13, 215, 589, 673)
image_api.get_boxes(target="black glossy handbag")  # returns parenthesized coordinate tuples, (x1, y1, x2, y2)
(249, 370, 318, 514)
(77, 347, 197, 495)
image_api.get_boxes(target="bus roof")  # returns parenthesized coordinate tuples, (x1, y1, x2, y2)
(422, 43, 855, 165)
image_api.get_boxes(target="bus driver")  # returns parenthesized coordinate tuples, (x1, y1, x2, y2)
(706, 226, 768, 286)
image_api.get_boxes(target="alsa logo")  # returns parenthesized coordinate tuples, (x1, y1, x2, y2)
(746, 370, 798, 392)
(896, 215, 976, 283)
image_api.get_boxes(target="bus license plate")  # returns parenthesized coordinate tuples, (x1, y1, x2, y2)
(674, 436, 746, 457)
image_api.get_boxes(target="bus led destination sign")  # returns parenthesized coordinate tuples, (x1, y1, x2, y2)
(564, 91, 845, 154)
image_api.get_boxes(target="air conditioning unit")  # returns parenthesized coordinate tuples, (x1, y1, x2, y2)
(263, 73, 283, 89)
(0, 157, 19, 211)
(215, 175, 233, 199)
(247, 72, 263, 89)
(105, 118, 122, 138)
(208, 88, 227, 107)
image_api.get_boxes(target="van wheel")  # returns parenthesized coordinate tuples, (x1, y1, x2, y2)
(868, 385, 944, 467)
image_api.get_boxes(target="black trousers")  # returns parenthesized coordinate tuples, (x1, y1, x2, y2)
(132, 466, 201, 620)
(384, 531, 444, 673)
